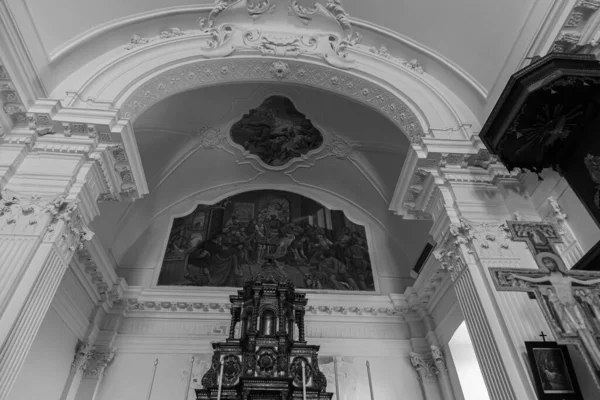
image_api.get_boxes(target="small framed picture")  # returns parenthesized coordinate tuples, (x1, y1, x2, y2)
(525, 341, 582, 400)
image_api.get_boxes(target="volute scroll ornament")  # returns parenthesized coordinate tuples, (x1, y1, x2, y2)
(409, 352, 438, 380)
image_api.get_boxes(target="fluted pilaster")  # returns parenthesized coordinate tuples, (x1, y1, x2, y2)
(0, 245, 68, 399)
(60, 341, 95, 400)
(453, 267, 517, 400)
(0, 236, 39, 334)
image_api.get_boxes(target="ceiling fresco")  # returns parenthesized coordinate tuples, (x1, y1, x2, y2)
(230, 96, 324, 166)
(157, 189, 374, 291)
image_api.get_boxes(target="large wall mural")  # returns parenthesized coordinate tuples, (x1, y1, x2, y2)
(158, 190, 374, 291)
(230, 96, 324, 166)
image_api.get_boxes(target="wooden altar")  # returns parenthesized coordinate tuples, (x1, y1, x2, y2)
(195, 260, 334, 400)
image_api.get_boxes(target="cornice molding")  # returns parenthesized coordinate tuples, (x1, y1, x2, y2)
(50, 5, 213, 62)
(110, 287, 409, 320)
(115, 297, 401, 319)
(11, 100, 149, 201)
(350, 18, 487, 102)
(390, 149, 513, 220)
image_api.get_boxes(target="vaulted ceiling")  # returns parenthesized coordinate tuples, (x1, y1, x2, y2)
(3, 0, 559, 290)
(19, 0, 541, 102)
(91, 82, 432, 290)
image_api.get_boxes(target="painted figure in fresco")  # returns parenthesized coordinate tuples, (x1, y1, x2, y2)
(289, 236, 309, 262)
(343, 234, 372, 290)
(200, 235, 238, 287)
(223, 214, 240, 232)
(244, 218, 266, 263)
(182, 233, 213, 286)
(314, 250, 359, 290)
(159, 190, 375, 291)
(575, 289, 600, 334)
(508, 252, 600, 370)
(527, 227, 554, 254)
(303, 273, 324, 289)
(230, 96, 324, 166)
(308, 234, 334, 265)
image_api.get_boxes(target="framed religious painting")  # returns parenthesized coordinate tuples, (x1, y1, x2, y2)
(525, 341, 582, 400)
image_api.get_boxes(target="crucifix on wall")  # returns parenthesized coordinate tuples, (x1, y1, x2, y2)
(489, 221, 600, 386)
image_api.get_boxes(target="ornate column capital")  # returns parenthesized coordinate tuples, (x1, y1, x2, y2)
(409, 352, 439, 382)
(430, 345, 447, 372)
(433, 233, 466, 281)
(72, 341, 96, 372)
(83, 348, 116, 379)
(434, 217, 516, 280)
(0, 189, 93, 250)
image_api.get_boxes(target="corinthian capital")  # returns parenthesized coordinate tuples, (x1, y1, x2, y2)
(409, 352, 438, 380)
(83, 348, 116, 379)
(72, 341, 95, 372)
(430, 345, 447, 371)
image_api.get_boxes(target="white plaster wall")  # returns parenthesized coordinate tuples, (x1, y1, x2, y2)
(97, 352, 422, 400)
(528, 170, 600, 255)
(448, 322, 490, 400)
(8, 307, 77, 400)
(557, 187, 600, 254)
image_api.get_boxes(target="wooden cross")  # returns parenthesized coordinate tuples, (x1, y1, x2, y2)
(539, 331, 547, 342)
(489, 222, 600, 296)
(489, 220, 600, 384)
(503, 221, 561, 256)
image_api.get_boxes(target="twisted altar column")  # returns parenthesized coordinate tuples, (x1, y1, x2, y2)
(229, 307, 240, 340)
(296, 309, 306, 342)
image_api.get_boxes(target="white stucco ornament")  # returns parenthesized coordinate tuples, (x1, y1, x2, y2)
(196, 0, 360, 69)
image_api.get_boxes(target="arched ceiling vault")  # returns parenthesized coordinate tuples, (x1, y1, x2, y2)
(93, 82, 432, 275)
(11, 0, 553, 121)
(3, 0, 559, 286)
